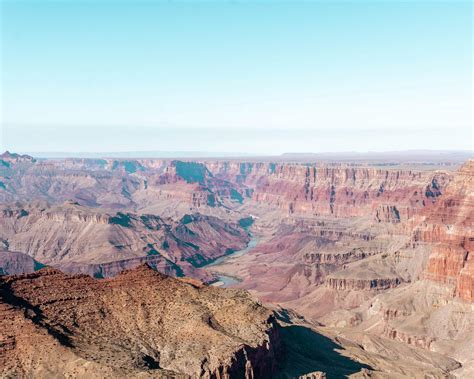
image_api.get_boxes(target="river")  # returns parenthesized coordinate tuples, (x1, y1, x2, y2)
(205, 234, 259, 288)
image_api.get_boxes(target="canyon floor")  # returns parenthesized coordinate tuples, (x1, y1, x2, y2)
(0, 151, 473, 378)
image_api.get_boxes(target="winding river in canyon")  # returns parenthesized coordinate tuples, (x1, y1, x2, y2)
(205, 234, 259, 287)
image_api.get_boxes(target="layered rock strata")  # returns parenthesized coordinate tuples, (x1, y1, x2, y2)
(0, 202, 249, 280)
(420, 160, 474, 301)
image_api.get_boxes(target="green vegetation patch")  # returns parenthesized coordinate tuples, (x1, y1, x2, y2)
(146, 244, 160, 256)
(109, 212, 132, 227)
(180, 214, 194, 224)
(175, 161, 208, 184)
(238, 216, 254, 228)
(230, 189, 244, 204)
(207, 194, 216, 207)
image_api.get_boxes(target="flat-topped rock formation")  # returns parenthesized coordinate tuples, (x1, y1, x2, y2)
(0, 151, 35, 164)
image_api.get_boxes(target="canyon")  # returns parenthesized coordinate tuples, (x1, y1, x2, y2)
(0, 201, 248, 281)
(0, 151, 473, 377)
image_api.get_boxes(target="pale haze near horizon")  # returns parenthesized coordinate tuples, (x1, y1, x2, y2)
(1, 1, 472, 155)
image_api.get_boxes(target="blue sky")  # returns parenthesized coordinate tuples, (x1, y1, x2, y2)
(1, 0, 472, 154)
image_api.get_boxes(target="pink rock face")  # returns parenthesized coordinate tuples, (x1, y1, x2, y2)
(458, 254, 474, 301)
(421, 160, 474, 301)
(208, 162, 452, 221)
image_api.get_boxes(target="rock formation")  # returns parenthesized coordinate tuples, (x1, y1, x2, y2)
(0, 265, 281, 377)
(0, 251, 43, 275)
(421, 160, 474, 301)
(207, 161, 452, 221)
(0, 201, 249, 281)
(0, 155, 454, 221)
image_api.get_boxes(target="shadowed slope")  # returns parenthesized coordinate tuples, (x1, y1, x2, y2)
(276, 324, 371, 378)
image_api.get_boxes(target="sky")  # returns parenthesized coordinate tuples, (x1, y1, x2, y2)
(0, 0, 472, 155)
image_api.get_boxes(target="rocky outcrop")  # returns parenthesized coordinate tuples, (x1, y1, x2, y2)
(302, 250, 369, 265)
(325, 277, 402, 291)
(375, 205, 401, 223)
(299, 371, 326, 379)
(383, 326, 434, 349)
(0, 265, 281, 378)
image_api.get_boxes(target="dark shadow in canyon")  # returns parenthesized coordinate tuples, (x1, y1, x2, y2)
(0, 280, 73, 347)
(275, 324, 371, 378)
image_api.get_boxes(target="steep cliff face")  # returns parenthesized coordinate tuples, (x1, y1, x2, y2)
(207, 161, 452, 221)
(420, 160, 473, 301)
(155, 160, 246, 209)
(325, 277, 402, 291)
(0, 265, 281, 378)
(308, 162, 474, 376)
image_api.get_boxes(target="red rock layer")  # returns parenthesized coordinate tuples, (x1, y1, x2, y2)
(208, 162, 452, 221)
(420, 160, 474, 301)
